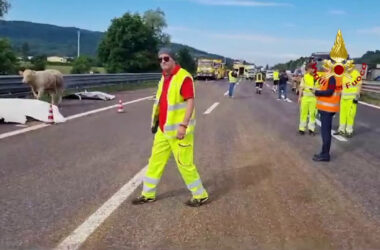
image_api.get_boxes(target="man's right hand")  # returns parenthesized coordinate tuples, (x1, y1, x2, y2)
(151, 120, 159, 134)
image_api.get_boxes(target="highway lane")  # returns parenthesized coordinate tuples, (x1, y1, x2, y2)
(0, 79, 379, 249)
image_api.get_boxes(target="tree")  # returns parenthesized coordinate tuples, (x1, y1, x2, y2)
(98, 12, 159, 73)
(355, 50, 380, 69)
(31, 55, 46, 70)
(177, 48, 196, 74)
(143, 8, 170, 46)
(0, 39, 18, 75)
(71, 56, 92, 74)
(0, 0, 10, 18)
(273, 56, 308, 72)
(21, 42, 30, 59)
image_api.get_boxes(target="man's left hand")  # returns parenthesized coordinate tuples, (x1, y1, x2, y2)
(176, 125, 186, 140)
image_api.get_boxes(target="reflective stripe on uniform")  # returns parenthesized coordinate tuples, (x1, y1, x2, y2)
(194, 187, 206, 196)
(144, 176, 160, 185)
(338, 124, 346, 132)
(168, 102, 187, 111)
(342, 93, 357, 97)
(164, 119, 196, 131)
(143, 185, 156, 193)
(303, 92, 315, 97)
(308, 122, 316, 130)
(346, 125, 353, 132)
(317, 101, 339, 107)
(187, 179, 201, 189)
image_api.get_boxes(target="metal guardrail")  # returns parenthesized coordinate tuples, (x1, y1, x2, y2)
(362, 81, 380, 94)
(0, 73, 161, 98)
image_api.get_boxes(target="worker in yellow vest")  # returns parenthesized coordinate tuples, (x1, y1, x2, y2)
(255, 71, 264, 94)
(272, 70, 279, 93)
(132, 48, 208, 207)
(298, 63, 318, 135)
(228, 69, 238, 98)
(335, 69, 362, 137)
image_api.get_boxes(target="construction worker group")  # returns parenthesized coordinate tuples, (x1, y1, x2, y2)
(132, 30, 361, 207)
(297, 63, 361, 140)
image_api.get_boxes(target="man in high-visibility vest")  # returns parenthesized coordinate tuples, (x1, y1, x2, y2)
(272, 70, 279, 93)
(255, 71, 264, 94)
(132, 48, 209, 207)
(335, 69, 362, 137)
(298, 63, 318, 135)
(228, 69, 238, 98)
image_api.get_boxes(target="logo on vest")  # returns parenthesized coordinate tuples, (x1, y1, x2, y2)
(309, 29, 366, 90)
(311, 62, 366, 89)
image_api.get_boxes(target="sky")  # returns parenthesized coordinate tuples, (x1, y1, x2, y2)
(5, 0, 380, 66)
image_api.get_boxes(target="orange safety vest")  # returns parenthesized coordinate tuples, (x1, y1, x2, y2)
(316, 76, 342, 113)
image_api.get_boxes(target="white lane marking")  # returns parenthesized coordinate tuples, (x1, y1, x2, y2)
(15, 124, 28, 127)
(204, 102, 220, 115)
(266, 83, 270, 88)
(359, 101, 380, 110)
(315, 119, 347, 142)
(224, 91, 229, 96)
(55, 165, 148, 250)
(0, 124, 49, 140)
(0, 96, 153, 140)
(285, 98, 293, 103)
(66, 96, 152, 121)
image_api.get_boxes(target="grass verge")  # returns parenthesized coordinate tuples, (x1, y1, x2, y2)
(360, 92, 380, 106)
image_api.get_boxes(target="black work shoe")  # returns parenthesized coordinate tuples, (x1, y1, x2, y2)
(309, 130, 315, 136)
(185, 197, 209, 207)
(299, 130, 305, 135)
(312, 154, 330, 162)
(131, 196, 156, 205)
(346, 133, 353, 138)
(333, 131, 344, 136)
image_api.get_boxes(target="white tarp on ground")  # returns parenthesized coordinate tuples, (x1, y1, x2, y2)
(0, 99, 66, 124)
(64, 91, 115, 101)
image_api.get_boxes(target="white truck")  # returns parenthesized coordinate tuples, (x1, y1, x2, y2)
(266, 70, 274, 80)
(244, 65, 255, 80)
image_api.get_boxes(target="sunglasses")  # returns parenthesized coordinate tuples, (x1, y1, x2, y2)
(158, 56, 170, 63)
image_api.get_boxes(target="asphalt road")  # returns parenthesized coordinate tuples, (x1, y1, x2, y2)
(1, 79, 379, 249)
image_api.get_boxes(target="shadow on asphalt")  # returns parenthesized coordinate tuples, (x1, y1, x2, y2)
(157, 164, 271, 203)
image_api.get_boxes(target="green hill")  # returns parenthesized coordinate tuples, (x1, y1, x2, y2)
(0, 20, 103, 57)
(168, 43, 234, 66)
(0, 20, 234, 65)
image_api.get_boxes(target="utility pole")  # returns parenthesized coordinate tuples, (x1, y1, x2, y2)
(77, 30, 81, 58)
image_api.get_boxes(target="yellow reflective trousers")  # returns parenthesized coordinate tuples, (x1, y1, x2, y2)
(142, 129, 208, 199)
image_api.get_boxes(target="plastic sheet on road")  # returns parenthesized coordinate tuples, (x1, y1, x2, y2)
(0, 99, 66, 124)
(64, 91, 115, 101)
